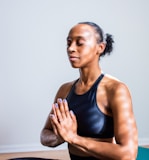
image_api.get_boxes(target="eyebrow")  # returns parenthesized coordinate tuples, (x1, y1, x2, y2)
(66, 36, 86, 41)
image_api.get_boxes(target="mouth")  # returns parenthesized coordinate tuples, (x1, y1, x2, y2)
(69, 56, 79, 62)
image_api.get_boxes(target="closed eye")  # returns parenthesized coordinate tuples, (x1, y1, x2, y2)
(76, 41, 84, 46)
(66, 37, 85, 47)
(67, 39, 72, 47)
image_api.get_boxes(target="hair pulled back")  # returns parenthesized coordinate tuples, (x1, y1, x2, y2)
(78, 22, 114, 57)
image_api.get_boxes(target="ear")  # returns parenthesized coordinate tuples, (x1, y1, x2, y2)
(97, 42, 106, 55)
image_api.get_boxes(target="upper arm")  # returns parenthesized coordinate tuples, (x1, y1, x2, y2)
(110, 83, 138, 155)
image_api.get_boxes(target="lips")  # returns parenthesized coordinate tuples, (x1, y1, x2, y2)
(69, 56, 79, 61)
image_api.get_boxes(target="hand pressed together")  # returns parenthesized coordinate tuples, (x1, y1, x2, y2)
(50, 98, 78, 143)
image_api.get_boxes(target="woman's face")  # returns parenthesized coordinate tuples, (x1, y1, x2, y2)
(67, 24, 100, 68)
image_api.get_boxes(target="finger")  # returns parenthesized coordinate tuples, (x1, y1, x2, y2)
(50, 115, 58, 135)
(54, 103, 63, 123)
(52, 104, 58, 119)
(63, 99, 70, 117)
(70, 110, 77, 123)
(50, 114, 57, 123)
(57, 98, 66, 119)
(50, 113, 61, 129)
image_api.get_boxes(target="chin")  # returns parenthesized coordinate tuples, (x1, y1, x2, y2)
(70, 63, 80, 68)
(71, 65, 79, 69)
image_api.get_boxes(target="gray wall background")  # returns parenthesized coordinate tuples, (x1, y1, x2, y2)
(0, 0, 149, 153)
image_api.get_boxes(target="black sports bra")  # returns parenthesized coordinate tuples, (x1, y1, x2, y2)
(66, 74, 114, 138)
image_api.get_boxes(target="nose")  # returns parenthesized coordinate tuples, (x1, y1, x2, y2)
(67, 42, 76, 53)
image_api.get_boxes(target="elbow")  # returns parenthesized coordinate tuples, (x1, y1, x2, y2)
(40, 129, 51, 147)
(40, 130, 47, 146)
(40, 129, 63, 148)
(127, 150, 138, 160)
(120, 155, 133, 160)
(40, 137, 46, 147)
(119, 147, 138, 160)
(121, 153, 136, 160)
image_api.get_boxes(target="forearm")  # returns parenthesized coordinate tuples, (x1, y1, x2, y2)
(40, 129, 64, 147)
(70, 135, 136, 160)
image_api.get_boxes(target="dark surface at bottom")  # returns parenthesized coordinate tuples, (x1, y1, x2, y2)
(8, 158, 59, 160)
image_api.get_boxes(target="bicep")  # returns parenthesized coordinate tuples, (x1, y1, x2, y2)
(111, 84, 138, 147)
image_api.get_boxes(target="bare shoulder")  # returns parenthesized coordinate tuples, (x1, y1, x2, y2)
(103, 74, 130, 96)
(54, 80, 76, 102)
(102, 74, 132, 109)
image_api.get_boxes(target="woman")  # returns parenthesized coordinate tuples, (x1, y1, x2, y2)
(40, 22, 138, 160)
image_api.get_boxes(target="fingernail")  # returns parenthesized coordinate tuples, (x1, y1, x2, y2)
(58, 98, 62, 103)
(50, 114, 55, 118)
(63, 99, 67, 103)
(55, 103, 58, 108)
(70, 110, 74, 114)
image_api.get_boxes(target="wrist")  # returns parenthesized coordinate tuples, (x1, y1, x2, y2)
(69, 134, 79, 145)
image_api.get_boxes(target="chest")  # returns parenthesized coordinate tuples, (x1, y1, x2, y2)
(67, 91, 114, 138)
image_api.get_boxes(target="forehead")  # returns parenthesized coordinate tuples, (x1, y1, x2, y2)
(67, 24, 95, 39)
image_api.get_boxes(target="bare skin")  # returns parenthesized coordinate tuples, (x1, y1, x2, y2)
(40, 24, 138, 160)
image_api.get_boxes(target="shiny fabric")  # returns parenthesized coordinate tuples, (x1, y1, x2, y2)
(66, 74, 114, 138)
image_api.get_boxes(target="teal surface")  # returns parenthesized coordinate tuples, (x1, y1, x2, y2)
(137, 147, 149, 160)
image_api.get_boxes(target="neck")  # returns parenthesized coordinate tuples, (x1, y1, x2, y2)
(79, 65, 102, 85)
